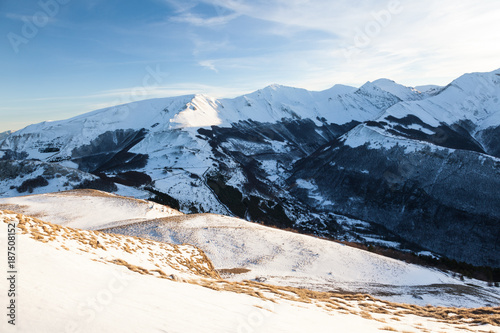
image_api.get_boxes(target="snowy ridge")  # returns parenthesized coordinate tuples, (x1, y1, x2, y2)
(332, 69, 500, 159)
(341, 123, 454, 154)
(2, 69, 499, 161)
(378, 69, 500, 129)
(371, 78, 426, 101)
(415, 84, 444, 95)
(0, 77, 419, 160)
(0, 189, 182, 229)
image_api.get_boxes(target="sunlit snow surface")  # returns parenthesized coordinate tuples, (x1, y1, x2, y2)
(1, 204, 499, 333)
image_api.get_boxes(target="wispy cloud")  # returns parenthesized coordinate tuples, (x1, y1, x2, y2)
(160, 0, 199, 13)
(170, 12, 240, 26)
(198, 60, 219, 72)
(194, 0, 500, 87)
(199, 0, 366, 37)
(5, 83, 254, 106)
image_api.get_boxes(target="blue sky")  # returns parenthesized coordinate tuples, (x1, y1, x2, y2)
(1, 0, 499, 132)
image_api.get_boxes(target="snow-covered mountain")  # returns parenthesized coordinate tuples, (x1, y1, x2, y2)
(290, 69, 500, 267)
(1, 192, 499, 333)
(1, 69, 500, 268)
(0, 130, 12, 142)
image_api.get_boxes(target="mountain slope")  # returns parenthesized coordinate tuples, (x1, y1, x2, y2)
(290, 125, 500, 267)
(2, 190, 499, 308)
(2, 208, 500, 332)
(104, 213, 500, 308)
(0, 130, 12, 142)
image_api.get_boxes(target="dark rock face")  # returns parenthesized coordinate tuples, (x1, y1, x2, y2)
(289, 140, 500, 267)
(100, 171, 153, 187)
(73, 178, 118, 193)
(0, 159, 108, 195)
(476, 125, 500, 158)
(199, 119, 359, 157)
(71, 128, 149, 173)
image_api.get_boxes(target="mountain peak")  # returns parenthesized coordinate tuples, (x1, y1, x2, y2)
(321, 84, 357, 96)
(368, 78, 425, 101)
(256, 83, 303, 95)
(267, 83, 283, 90)
(371, 78, 397, 85)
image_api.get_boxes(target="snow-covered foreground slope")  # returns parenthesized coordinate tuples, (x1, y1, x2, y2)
(104, 213, 500, 308)
(1, 210, 499, 333)
(0, 189, 182, 229)
(2, 190, 499, 309)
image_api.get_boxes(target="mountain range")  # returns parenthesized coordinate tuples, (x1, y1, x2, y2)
(1, 68, 499, 268)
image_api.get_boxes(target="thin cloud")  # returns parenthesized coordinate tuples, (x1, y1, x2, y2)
(198, 60, 219, 72)
(196, 0, 500, 87)
(170, 12, 240, 26)
(161, 0, 199, 13)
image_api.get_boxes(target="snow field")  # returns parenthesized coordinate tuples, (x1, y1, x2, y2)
(1, 210, 498, 333)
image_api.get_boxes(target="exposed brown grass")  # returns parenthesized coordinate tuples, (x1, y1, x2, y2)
(0, 204, 29, 212)
(111, 258, 150, 275)
(360, 311, 373, 320)
(218, 268, 251, 275)
(391, 305, 500, 326)
(1, 209, 219, 279)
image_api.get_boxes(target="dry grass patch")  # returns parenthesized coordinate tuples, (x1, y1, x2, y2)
(360, 311, 373, 320)
(111, 259, 150, 275)
(218, 268, 251, 275)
